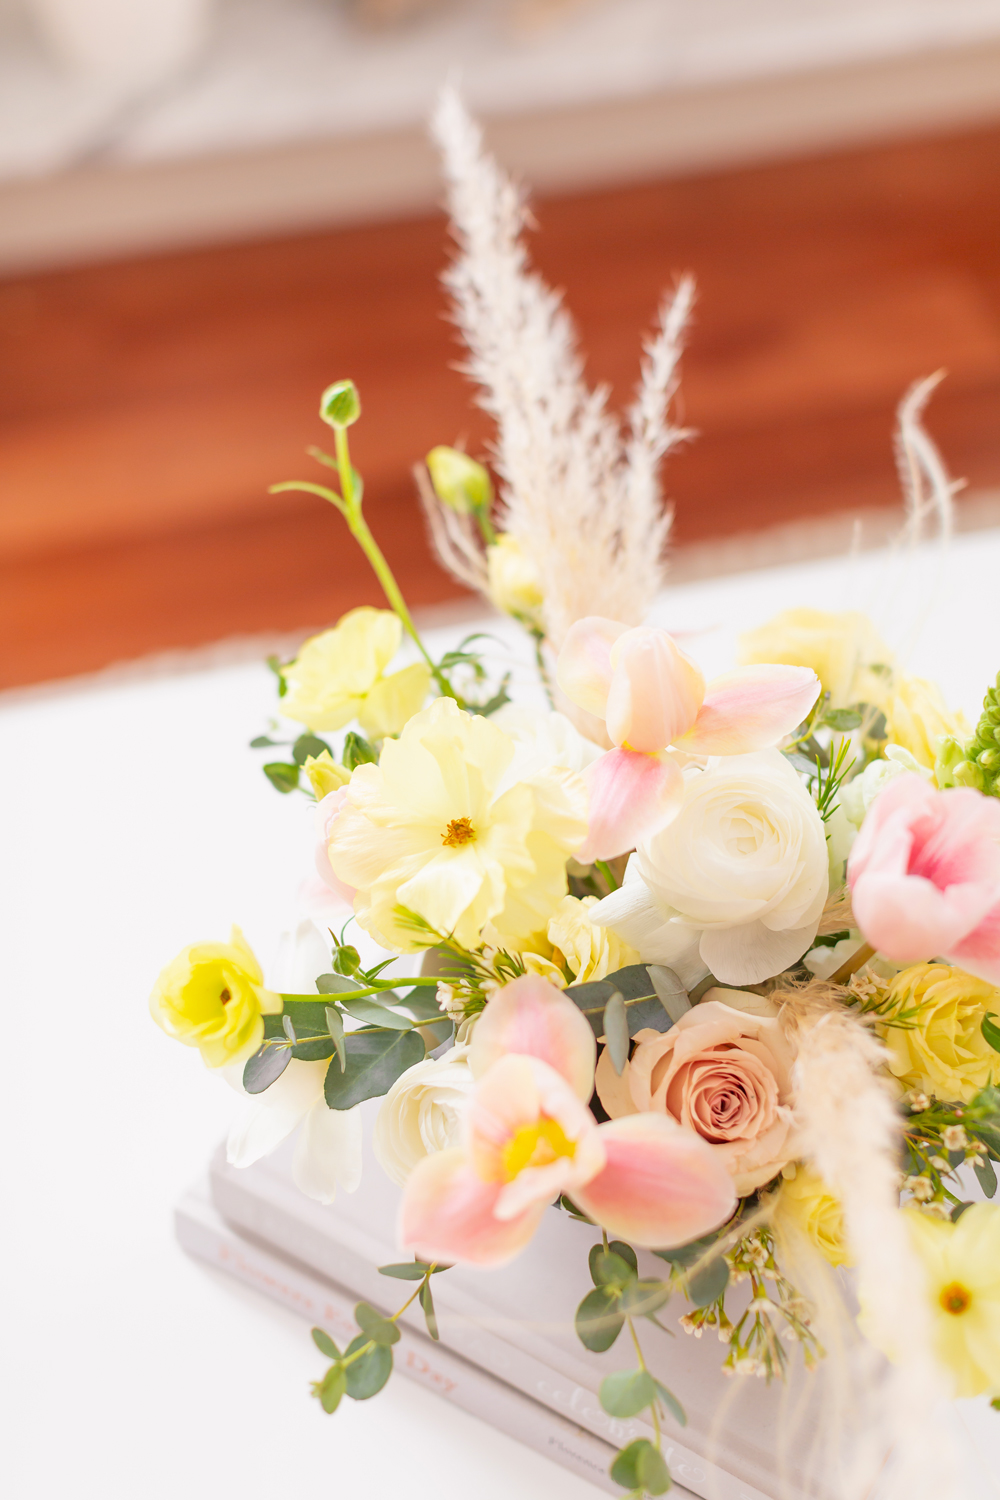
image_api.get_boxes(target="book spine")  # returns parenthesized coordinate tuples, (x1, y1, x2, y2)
(175, 1188, 649, 1499)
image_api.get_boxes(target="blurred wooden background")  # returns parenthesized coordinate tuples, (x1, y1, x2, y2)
(2, 120, 999, 690)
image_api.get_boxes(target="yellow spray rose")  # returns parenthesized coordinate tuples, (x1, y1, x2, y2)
(876, 964, 1000, 1103)
(882, 675, 970, 770)
(774, 1165, 852, 1268)
(738, 607, 893, 711)
(149, 926, 281, 1068)
(326, 696, 588, 952)
(902, 1204, 1000, 1398)
(282, 607, 431, 737)
(486, 534, 544, 628)
(302, 749, 350, 800)
(546, 895, 640, 984)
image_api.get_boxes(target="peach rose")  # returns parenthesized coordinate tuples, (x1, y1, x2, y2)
(595, 999, 799, 1195)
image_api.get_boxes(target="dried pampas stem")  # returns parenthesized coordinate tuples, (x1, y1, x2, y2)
(779, 982, 959, 1500)
(817, 884, 854, 935)
(431, 87, 689, 651)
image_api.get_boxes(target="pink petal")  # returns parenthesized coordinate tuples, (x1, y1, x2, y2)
(948, 899, 1000, 985)
(468, 974, 597, 1100)
(852, 871, 998, 965)
(573, 1114, 737, 1249)
(400, 1148, 546, 1267)
(555, 617, 629, 720)
(674, 665, 820, 756)
(577, 748, 684, 863)
(315, 789, 357, 904)
(605, 628, 705, 752)
(466, 1054, 602, 1188)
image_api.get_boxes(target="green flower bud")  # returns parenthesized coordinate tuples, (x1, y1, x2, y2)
(320, 380, 361, 429)
(978, 748, 1000, 772)
(953, 759, 986, 790)
(425, 446, 493, 515)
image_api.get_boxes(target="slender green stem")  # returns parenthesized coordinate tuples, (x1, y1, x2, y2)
(530, 628, 556, 710)
(338, 1265, 437, 1369)
(626, 1315, 661, 1449)
(475, 507, 498, 547)
(595, 860, 619, 892)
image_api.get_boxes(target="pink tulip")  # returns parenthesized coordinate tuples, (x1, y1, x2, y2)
(315, 789, 357, 906)
(556, 618, 820, 859)
(400, 976, 737, 1266)
(468, 974, 597, 1100)
(848, 774, 1000, 984)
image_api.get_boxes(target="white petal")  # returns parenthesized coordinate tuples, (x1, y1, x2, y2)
(266, 918, 331, 994)
(292, 1100, 364, 1204)
(698, 921, 818, 986)
(589, 874, 706, 987)
(226, 1057, 326, 1168)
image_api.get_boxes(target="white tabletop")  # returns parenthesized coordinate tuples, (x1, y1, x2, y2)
(4, 526, 1000, 1498)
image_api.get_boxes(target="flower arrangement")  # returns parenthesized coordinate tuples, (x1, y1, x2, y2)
(150, 92, 1000, 1500)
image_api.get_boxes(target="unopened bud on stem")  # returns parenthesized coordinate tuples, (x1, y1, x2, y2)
(320, 379, 361, 429)
(426, 446, 493, 515)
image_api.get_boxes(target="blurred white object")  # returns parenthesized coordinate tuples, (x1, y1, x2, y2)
(28, 0, 213, 88)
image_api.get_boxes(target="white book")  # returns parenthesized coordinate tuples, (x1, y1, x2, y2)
(189, 1106, 874, 1500)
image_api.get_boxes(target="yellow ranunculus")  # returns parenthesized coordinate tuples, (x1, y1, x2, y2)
(903, 1204, 1000, 1398)
(149, 926, 281, 1068)
(486, 534, 544, 627)
(302, 749, 351, 800)
(882, 675, 970, 770)
(876, 964, 1000, 1104)
(774, 1165, 852, 1268)
(546, 895, 639, 985)
(738, 608, 893, 710)
(282, 607, 431, 737)
(326, 696, 588, 952)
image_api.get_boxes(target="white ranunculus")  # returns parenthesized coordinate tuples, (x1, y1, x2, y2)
(590, 750, 829, 987)
(224, 918, 363, 1205)
(373, 1045, 475, 1186)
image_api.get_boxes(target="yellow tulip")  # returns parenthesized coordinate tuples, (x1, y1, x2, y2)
(149, 926, 281, 1068)
(282, 607, 431, 737)
(882, 675, 970, 770)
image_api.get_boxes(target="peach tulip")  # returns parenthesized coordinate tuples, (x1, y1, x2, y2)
(848, 774, 1000, 984)
(556, 618, 820, 860)
(400, 974, 737, 1266)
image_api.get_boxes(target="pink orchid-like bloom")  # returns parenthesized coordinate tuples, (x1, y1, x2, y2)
(400, 975, 737, 1266)
(556, 618, 820, 861)
(848, 773, 1000, 984)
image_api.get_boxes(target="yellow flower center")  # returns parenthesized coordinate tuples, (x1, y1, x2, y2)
(940, 1281, 972, 1316)
(502, 1117, 576, 1180)
(442, 817, 476, 848)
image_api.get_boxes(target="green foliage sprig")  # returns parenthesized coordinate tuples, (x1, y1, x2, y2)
(936, 669, 1000, 796)
(903, 1086, 1000, 1211)
(311, 1261, 447, 1413)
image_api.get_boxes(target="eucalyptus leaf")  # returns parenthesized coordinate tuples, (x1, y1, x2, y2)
(312, 1328, 341, 1360)
(575, 1286, 624, 1352)
(620, 1280, 671, 1319)
(355, 1302, 401, 1347)
(243, 1041, 291, 1094)
(316, 973, 363, 995)
(282, 1014, 298, 1044)
(324, 1005, 346, 1072)
(340, 997, 416, 1030)
(419, 1279, 439, 1341)
(263, 760, 299, 793)
(685, 1256, 730, 1307)
(608, 1240, 637, 1274)
(975, 1123, 1000, 1161)
(250, 734, 279, 748)
(603, 992, 630, 1075)
(611, 1439, 671, 1495)
(653, 1378, 686, 1427)
(589, 1246, 636, 1289)
(975, 1155, 998, 1199)
(599, 1368, 658, 1419)
(652, 1231, 722, 1267)
(292, 732, 331, 765)
(318, 1363, 346, 1414)
(566, 964, 672, 1038)
(343, 1336, 392, 1400)
(379, 1262, 434, 1281)
(823, 708, 863, 731)
(647, 966, 691, 1024)
(324, 1029, 425, 1110)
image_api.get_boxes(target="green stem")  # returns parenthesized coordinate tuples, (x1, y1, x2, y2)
(530, 628, 556, 710)
(626, 1315, 661, 1449)
(339, 1265, 437, 1369)
(475, 507, 498, 547)
(595, 860, 619, 892)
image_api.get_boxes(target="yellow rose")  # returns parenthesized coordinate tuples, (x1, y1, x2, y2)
(876, 963, 1000, 1103)
(773, 1165, 852, 1268)
(327, 696, 588, 952)
(149, 926, 281, 1068)
(282, 607, 431, 737)
(882, 675, 970, 770)
(902, 1204, 1000, 1398)
(738, 608, 893, 710)
(546, 895, 639, 984)
(486, 534, 544, 627)
(302, 749, 350, 800)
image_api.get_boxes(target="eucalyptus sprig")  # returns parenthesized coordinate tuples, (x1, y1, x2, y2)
(311, 1261, 446, 1413)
